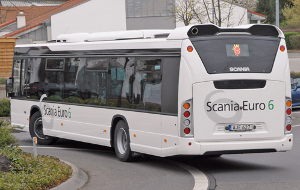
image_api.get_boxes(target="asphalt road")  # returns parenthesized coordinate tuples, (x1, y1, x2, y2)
(15, 109, 300, 190)
(289, 52, 300, 72)
(15, 132, 195, 190)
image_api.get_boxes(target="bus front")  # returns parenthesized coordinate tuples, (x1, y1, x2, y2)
(170, 24, 292, 156)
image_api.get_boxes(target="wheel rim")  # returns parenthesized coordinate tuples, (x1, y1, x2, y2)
(33, 117, 46, 139)
(116, 128, 127, 155)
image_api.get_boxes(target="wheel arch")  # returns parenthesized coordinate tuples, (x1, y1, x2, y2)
(30, 105, 41, 119)
(111, 114, 129, 147)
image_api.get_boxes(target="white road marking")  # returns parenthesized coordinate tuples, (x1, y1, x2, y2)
(170, 161, 209, 190)
(292, 124, 300, 127)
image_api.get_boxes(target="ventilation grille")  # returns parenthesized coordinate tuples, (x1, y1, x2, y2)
(214, 80, 266, 89)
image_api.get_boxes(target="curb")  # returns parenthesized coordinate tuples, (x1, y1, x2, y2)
(288, 50, 300, 53)
(51, 160, 88, 190)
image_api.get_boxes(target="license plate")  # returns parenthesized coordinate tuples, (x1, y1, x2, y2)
(226, 124, 256, 131)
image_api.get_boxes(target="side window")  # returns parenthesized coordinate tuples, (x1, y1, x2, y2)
(107, 57, 134, 108)
(133, 58, 162, 112)
(44, 58, 64, 102)
(63, 58, 86, 104)
(20, 59, 27, 98)
(83, 58, 108, 105)
(12, 59, 21, 97)
(11, 59, 27, 97)
(25, 58, 44, 99)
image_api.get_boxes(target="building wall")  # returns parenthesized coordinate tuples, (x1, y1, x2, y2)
(18, 26, 48, 44)
(0, 23, 18, 37)
(127, 16, 175, 30)
(51, 0, 126, 40)
(0, 38, 17, 78)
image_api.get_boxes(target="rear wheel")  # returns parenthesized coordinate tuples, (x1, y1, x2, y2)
(114, 120, 133, 162)
(29, 112, 57, 145)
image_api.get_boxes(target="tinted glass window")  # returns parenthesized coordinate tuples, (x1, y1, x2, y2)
(133, 58, 162, 112)
(190, 36, 280, 74)
(28, 58, 65, 102)
(86, 58, 108, 71)
(46, 58, 64, 70)
(63, 58, 86, 104)
(107, 57, 134, 108)
(12, 59, 21, 96)
(84, 71, 107, 105)
(25, 58, 43, 99)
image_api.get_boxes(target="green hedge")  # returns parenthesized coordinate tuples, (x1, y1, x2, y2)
(0, 98, 10, 117)
(284, 32, 300, 49)
(0, 121, 72, 189)
(0, 78, 5, 85)
(290, 35, 300, 50)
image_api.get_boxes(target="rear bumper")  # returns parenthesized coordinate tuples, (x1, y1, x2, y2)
(177, 134, 293, 155)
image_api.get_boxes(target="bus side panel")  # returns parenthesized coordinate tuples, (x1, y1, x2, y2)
(161, 115, 178, 157)
(11, 99, 32, 131)
(41, 102, 162, 156)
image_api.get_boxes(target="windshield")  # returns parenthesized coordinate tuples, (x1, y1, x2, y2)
(190, 36, 280, 74)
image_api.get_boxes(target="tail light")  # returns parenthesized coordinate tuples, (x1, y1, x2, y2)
(285, 99, 292, 134)
(181, 99, 193, 137)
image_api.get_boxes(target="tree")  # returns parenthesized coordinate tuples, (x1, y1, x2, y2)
(255, 0, 293, 25)
(282, 0, 300, 28)
(233, 0, 258, 11)
(169, 0, 248, 27)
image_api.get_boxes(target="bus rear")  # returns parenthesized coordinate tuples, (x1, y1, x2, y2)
(170, 24, 292, 155)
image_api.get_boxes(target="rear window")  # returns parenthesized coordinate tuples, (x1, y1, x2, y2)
(190, 36, 280, 74)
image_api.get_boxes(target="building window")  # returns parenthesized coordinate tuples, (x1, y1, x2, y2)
(126, 0, 174, 18)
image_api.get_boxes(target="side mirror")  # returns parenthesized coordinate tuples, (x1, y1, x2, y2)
(5, 78, 12, 97)
(295, 85, 300, 91)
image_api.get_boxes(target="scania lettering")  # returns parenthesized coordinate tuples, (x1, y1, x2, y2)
(7, 24, 292, 161)
(229, 67, 250, 72)
(206, 100, 267, 112)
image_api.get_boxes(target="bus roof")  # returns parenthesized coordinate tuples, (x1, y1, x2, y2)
(54, 24, 284, 43)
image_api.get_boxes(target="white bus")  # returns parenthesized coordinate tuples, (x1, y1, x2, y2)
(6, 24, 293, 161)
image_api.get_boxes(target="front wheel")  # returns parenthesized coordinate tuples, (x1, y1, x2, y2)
(114, 120, 133, 162)
(29, 112, 57, 145)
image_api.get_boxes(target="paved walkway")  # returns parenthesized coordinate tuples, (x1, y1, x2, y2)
(0, 85, 5, 99)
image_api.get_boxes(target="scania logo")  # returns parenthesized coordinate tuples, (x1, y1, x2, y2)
(229, 67, 250, 72)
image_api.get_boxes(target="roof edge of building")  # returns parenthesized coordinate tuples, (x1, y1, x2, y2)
(247, 10, 266, 18)
(0, 19, 17, 29)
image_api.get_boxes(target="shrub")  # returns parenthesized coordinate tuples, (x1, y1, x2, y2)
(284, 32, 300, 49)
(0, 78, 5, 85)
(291, 71, 300, 76)
(290, 35, 300, 50)
(85, 99, 101, 105)
(0, 98, 10, 117)
(0, 122, 72, 189)
(0, 148, 72, 189)
(0, 121, 18, 148)
(47, 95, 63, 102)
(64, 96, 84, 104)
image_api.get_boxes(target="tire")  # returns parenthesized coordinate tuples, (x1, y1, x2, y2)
(29, 112, 57, 145)
(114, 120, 133, 162)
